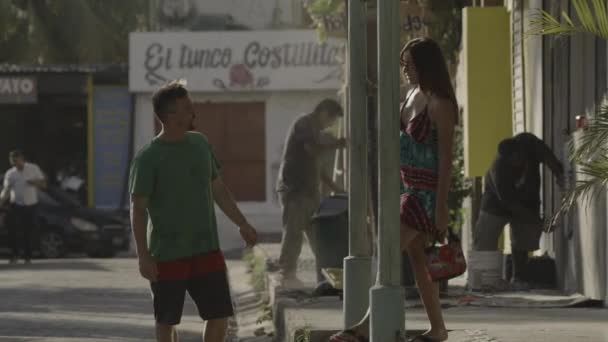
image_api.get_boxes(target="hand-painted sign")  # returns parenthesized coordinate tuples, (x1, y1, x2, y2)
(129, 30, 345, 92)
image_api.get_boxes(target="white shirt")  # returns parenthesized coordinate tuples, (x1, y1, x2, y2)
(2, 162, 44, 206)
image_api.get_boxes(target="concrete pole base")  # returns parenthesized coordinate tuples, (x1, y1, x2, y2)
(343, 256, 372, 328)
(370, 284, 405, 342)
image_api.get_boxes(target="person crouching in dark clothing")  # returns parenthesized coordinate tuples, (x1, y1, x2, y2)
(474, 133, 564, 290)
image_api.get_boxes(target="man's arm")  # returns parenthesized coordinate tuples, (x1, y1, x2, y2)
(294, 118, 346, 155)
(0, 174, 10, 203)
(321, 170, 344, 193)
(128, 153, 158, 281)
(130, 195, 150, 259)
(28, 179, 46, 189)
(27, 178, 46, 189)
(27, 165, 46, 189)
(130, 194, 157, 281)
(212, 176, 257, 246)
(304, 137, 347, 155)
(530, 134, 565, 186)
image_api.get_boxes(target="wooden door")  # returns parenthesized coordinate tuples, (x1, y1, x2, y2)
(193, 102, 266, 202)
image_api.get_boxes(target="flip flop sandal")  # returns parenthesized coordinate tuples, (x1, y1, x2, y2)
(329, 329, 369, 342)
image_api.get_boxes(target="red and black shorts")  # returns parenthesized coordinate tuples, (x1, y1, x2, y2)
(150, 250, 234, 325)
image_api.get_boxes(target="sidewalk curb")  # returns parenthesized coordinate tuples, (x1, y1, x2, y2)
(247, 244, 595, 342)
(252, 245, 326, 341)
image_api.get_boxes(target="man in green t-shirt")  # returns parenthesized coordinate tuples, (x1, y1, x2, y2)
(129, 80, 258, 342)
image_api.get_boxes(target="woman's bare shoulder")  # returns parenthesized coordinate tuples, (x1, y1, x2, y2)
(428, 96, 456, 125)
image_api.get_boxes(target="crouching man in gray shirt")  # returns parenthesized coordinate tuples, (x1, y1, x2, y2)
(275, 99, 347, 284)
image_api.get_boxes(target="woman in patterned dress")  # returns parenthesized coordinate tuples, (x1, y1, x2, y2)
(330, 38, 457, 342)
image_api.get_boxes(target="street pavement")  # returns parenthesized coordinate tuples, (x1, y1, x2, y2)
(2, 213, 608, 342)
(0, 256, 273, 342)
(0, 212, 279, 342)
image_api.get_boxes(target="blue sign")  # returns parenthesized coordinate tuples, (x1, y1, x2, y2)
(92, 87, 132, 209)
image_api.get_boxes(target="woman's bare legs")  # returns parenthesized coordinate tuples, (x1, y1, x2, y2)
(331, 225, 426, 340)
(406, 233, 447, 341)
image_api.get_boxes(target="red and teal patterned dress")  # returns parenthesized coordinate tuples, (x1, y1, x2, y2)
(400, 104, 439, 234)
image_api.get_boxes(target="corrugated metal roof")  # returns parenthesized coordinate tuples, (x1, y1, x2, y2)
(0, 64, 127, 74)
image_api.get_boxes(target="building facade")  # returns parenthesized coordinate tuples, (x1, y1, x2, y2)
(459, 0, 608, 304)
(0, 65, 130, 210)
(512, 0, 607, 303)
(130, 0, 345, 224)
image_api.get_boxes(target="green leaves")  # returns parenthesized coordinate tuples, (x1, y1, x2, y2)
(549, 96, 608, 228)
(420, 0, 468, 65)
(303, 0, 346, 42)
(0, 0, 148, 64)
(568, 98, 608, 163)
(551, 156, 608, 228)
(528, 0, 608, 39)
(305, 0, 344, 15)
(449, 124, 471, 234)
(528, 1, 608, 227)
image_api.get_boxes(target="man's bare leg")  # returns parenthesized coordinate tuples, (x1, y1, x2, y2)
(156, 323, 178, 342)
(204, 317, 228, 342)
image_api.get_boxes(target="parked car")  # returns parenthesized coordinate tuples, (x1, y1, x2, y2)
(0, 183, 130, 258)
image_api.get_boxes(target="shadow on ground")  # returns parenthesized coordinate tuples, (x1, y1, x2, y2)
(0, 316, 206, 341)
(0, 260, 111, 272)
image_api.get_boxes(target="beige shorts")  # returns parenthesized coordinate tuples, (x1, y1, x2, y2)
(473, 211, 543, 252)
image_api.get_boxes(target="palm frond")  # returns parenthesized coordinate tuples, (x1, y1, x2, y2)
(549, 156, 608, 228)
(595, 0, 608, 35)
(527, 0, 608, 40)
(569, 96, 608, 162)
(573, 0, 599, 34)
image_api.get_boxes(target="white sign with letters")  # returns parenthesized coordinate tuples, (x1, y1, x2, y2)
(0, 76, 37, 104)
(129, 30, 345, 92)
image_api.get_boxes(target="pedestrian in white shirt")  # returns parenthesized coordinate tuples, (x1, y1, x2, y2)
(1, 150, 46, 264)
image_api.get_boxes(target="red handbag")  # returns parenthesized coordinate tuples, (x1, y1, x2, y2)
(425, 227, 467, 282)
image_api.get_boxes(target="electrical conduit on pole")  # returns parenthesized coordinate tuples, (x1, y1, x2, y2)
(370, 0, 405, 341)
(344, 0, 372, 330)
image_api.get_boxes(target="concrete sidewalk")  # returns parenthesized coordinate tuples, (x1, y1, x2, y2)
(252, 242, 608, 342)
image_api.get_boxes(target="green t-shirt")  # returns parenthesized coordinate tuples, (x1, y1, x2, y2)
(129, 132, 221, 262)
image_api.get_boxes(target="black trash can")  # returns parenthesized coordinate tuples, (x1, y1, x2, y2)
(503, 253, 557, 288)
(311, 194, 349, 284)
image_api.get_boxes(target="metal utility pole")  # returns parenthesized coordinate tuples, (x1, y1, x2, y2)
(369, 0, 405, 340)
(344, 0, 372, 329)
(148, 0, 157, 31)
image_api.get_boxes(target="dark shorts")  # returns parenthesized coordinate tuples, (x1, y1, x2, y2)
(150, 250, 234, 325)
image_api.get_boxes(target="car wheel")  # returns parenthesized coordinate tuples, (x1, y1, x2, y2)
(39, 231, 66, 259)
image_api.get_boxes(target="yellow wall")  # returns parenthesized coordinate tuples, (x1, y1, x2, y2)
(462, 7, 513, 177)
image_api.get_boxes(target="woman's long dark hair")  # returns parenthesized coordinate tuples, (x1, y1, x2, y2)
(401, 38, 458, 116)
